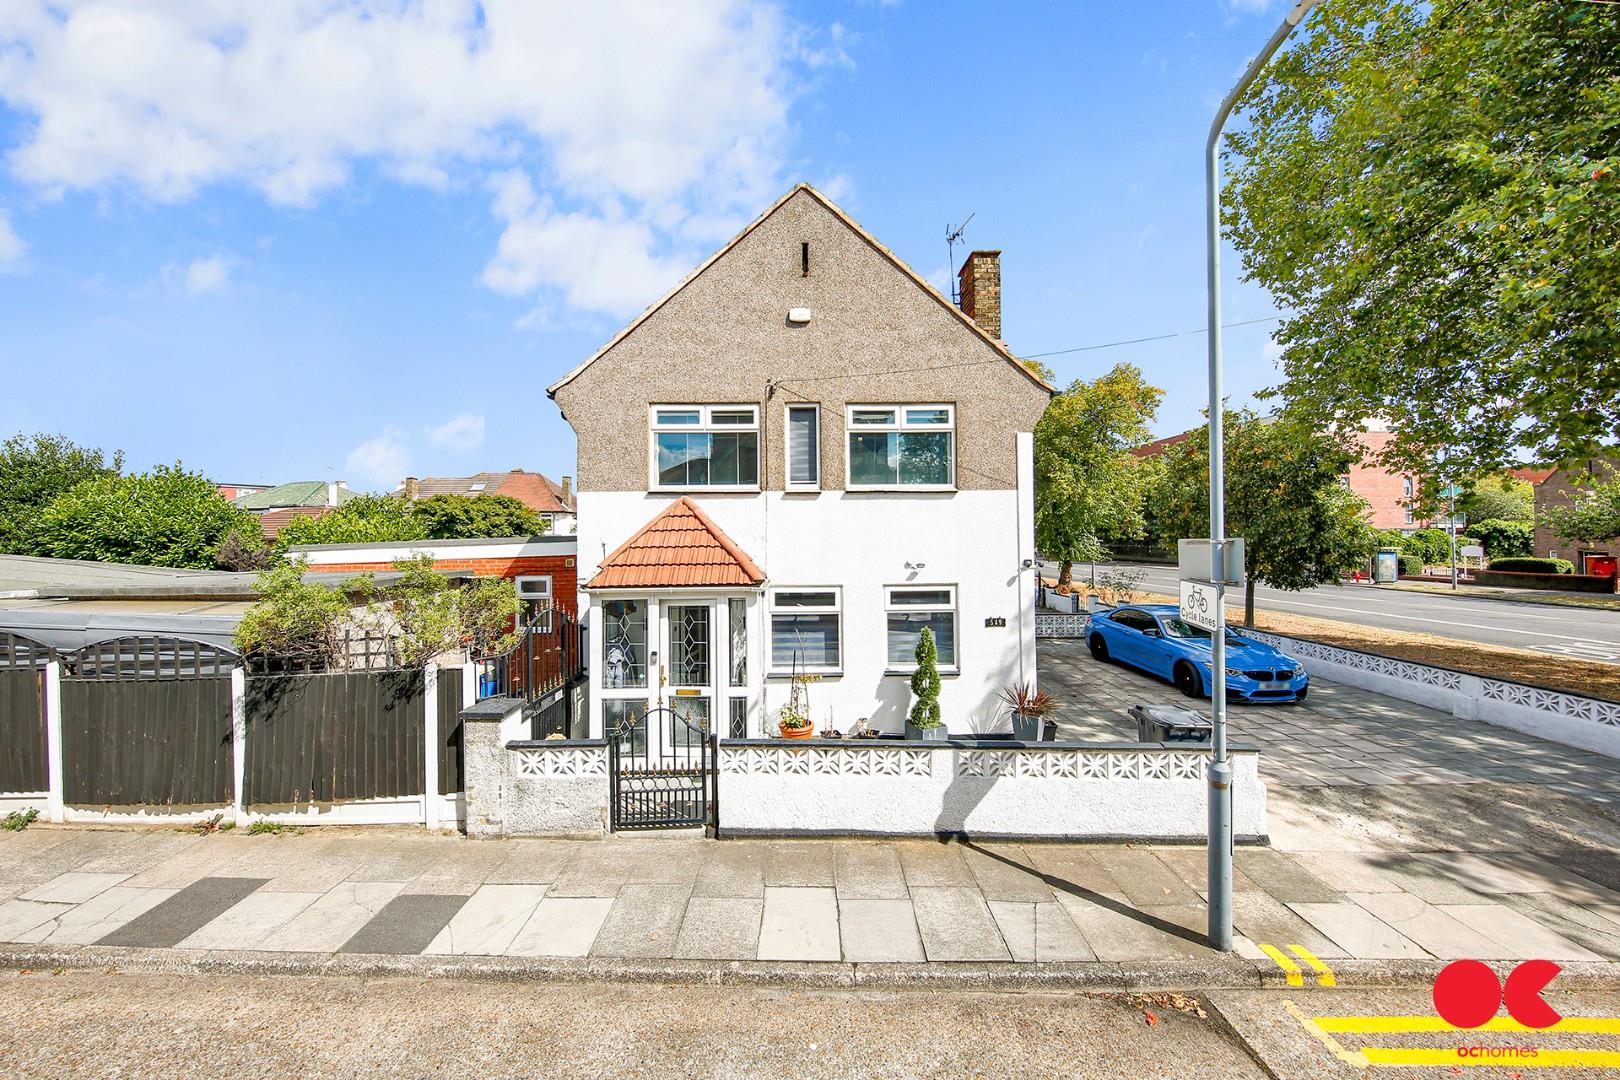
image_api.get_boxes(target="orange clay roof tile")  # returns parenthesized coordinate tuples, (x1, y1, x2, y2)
(585, 497, 765, 589)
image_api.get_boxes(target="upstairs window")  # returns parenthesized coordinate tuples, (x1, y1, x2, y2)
(786, 404, 820, 489)
(651, 405, 759, 490)
(847, 405, 955, 490)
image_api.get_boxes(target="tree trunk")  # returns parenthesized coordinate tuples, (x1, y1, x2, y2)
(1057, 560, 1073, 589)
(1245, 578, 1257, 627)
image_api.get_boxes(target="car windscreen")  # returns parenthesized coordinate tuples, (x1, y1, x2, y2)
(1160, 617, 1244, 644)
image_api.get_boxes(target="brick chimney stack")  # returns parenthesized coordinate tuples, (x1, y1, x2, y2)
(957, 250, 1002, 340)
(403, 476, 420, 500)
(560, 475, 574, 508)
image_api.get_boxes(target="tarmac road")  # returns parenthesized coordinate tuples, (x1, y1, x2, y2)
(1042, 560, 1620, 665)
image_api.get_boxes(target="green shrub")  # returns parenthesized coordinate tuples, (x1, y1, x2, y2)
(908, 627, 942, 730)
(1397, 554, 1425, 577)
(1401, 527, 1452, 565)
(38, 463, 256, 569)
(1487, 557, 1575, 575)
(1470, 519, 1534, 559)
(1370, 529, 1408, 553)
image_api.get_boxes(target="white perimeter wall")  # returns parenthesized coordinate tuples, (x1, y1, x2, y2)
(579, 479, 1037, 737)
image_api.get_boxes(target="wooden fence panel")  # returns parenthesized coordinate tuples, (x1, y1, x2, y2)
(60, 678, 233, 806)
(437, 667, 464, 796)
(244, 670, 425, 805)
(0, 669, 47, 794)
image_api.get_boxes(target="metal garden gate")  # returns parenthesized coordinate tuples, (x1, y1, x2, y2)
(607, 705, 712, 830)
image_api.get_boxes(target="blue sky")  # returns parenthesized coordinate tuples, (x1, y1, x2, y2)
(0, 0, 1291, 491)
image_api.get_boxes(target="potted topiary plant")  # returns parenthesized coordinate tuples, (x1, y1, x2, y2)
(999, 681, 1055, 742)
(904, 627, 947, 742)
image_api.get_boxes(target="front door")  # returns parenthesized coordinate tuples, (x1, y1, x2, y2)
(661, 602, 714, 756)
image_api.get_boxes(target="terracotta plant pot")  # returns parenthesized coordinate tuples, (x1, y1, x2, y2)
(779, 722, 815, 739)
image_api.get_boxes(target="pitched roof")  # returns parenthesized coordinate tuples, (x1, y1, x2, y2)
(586, 497, 764, 589)
(546, 183, 1054, 399)
(257, 506, 332, 539)
(234, 481, 353, 510)
(404, 470, 573, 513)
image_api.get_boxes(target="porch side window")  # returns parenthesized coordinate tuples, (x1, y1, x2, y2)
(846, 405, 955, 489)
(885, 585, 958, 669)
(728, 597, 747, 687)
(652, 405, 760, 490)
(769, 588, 841, 673)
(786, 404, 820, 489)
(514, 575, 552, 625)
(601, 599, 648, 689)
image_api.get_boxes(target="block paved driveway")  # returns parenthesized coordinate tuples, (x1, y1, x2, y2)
(1040, 636, 1620, 803)
(2, 823, 1620, 970)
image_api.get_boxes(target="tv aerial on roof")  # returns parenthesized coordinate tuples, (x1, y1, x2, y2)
(945, 212, 975, 304)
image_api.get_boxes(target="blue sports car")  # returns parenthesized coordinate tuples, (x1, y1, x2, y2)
(1086, 603, 1309, 703)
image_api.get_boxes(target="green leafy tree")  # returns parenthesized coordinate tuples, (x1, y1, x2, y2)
(233, 557, 355, 660)
(410, 493, 549, 540)
(1034, 363, 1163, 588)
(1469, 519, 1534, 560)
(1150, 411, 1370, 625)
(272, 493, 427, 552)
(1461, 476, 1534, 527)
(908, 627, 942, 731)
(1225, 0, 1620, 476)
(1545, 469, 1620, 544)
(38, 463, 256, 569)
(0, 433, 123, 554)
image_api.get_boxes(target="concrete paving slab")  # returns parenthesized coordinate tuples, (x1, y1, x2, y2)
(1053, 893, 1215, 962)
(405, 843, 518, 896)
(1234, 850, 1343, 904)
(757, 886, 839, 961)
(1093, 849, 1202, 908)
(507, 896, 614, 957)
(1437, 902, 1604, 961)
(910, 886, 1010, 962)
(20, 871, 129, 904)
(485, 839, 581, 885)
(591, 884, 691, 959)
(894, 840, 975, 888)
(988, 901, 1037, 961)
(259, 881, 407, 953)
(179, 890, 322, 950)
(424, 883, 547, 955)
(1365, 856, 1491, 904)
(1409, 850, 1547, 895)
(99, 877, 269, 949)
(1024, 846, 1123, 897)
(1492, 852, 1620, 906)
(74, 833, 200, 875)
(546, 846, 633, 897)
(619, 842, 704, 887)
(15, 885, 177, 946)
(338, 893, 469, 955)
(1151, 847, 1260, 896)
(0, 899, 74, 941)
(764, 843, 834, 888)
(1, 831, 144, 884)
(673, 897, 763, 960)
(1230, 891, 1347, 960)
(962, 843, 1054, 902)
(1499, 892, 1620, 961)
(342, 842, 447, 884)
(122, 840, 242, 889)
(692, 842, 766, 898)
(839, 898, 924, 962)
(834, 843, 907, 900)
(1034, 901, 1096, 961)
(1347, 892, 1505, 960)
(1288, 901, 1426, 959)
(1286, 851, 1404, 894)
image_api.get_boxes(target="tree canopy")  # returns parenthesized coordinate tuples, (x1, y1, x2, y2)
(272, 494, 428, 552)
(1033, 363, 1163, 586)
(0, 432, 123, 555)
(37, 463, 256, 569)
(1149, 411, 1371, 623)
(411, 493, 550, 540)
(1460, 475, 1534, 526)
(1226, 0, 1620, 476)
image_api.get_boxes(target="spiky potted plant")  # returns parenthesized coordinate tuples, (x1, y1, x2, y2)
(904, 627, 947, 742)
(999, 681, 1055, 742)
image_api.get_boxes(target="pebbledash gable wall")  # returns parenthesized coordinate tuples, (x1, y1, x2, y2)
(551, 187, 1051, 494)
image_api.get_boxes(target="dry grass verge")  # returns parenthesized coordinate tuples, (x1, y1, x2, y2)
(1067, 587, 1620, 703)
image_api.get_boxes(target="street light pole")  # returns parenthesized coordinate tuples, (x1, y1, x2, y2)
(1204, 0, 1317, 952)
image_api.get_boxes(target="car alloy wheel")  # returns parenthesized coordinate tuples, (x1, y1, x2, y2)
(1174, 661, 1202, 698)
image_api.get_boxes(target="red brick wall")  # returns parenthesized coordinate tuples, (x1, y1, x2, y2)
(308, 555, 579, 615)
(1347, 431, 1428, 531)
(1533, 460, 1619, 563)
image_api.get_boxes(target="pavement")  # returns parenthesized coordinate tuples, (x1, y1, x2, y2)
(1042, 560, 1620, 664)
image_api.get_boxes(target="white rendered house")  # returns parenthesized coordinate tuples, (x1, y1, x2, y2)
(548, 184, 1052, 749)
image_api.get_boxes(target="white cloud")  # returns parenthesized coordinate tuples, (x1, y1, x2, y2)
(0, 0, 817, 316)
(426, 412, 485, 453)
(346, 429, 410, 489)
(0, 210, 23, 271)
(1224, 0, 1274, 13)
(183, 254, 231, 293)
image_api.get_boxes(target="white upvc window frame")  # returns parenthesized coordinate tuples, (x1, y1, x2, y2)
(515, 575, 554, 629)
(844, 404, 957, 492)
(649, 404, 761, 493)
(767, 586, 842, 676)
(784, 402, 821, 491)
(883, 584, 960, 674)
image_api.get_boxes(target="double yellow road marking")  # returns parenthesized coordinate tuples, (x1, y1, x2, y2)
(1258, 942, 1336, 987)
(1284, 1006, 1620, 1070)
